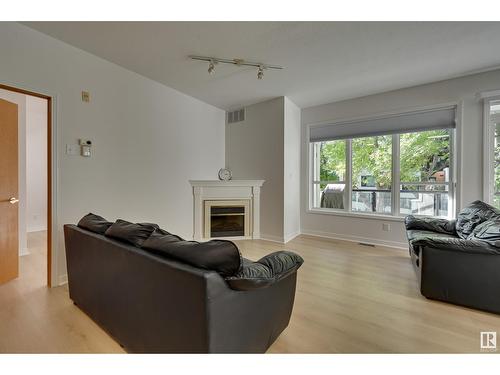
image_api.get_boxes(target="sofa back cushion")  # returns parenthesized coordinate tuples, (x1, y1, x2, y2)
(404, 215, 456, 235)
(104, 219, 158, 247)
(469, 219, 500, 247)
(77, 213, 113, 235)
(141, 231, 241, 277)
(455, 200, 500, 239)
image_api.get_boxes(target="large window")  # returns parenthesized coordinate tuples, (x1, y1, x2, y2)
(484, 98, 500, 208)
(310, 107, 456, 218)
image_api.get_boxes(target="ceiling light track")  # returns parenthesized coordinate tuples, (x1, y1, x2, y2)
(189, 55, 283, 80)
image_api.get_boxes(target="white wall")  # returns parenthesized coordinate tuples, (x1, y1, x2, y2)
(225, 96, 302, 242)
(284, 97, 301, 241)
(226, 97, 285, 241)
(26, 95, 48, 232)
(0, 22, 226, 285)
(301, 68, 500, 248)
(0, 88, 28, 256)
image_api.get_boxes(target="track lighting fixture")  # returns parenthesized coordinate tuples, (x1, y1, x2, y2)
(257, 65, 264, 80)
(208, 59, 216, 74)
(189, 55, 283, 80)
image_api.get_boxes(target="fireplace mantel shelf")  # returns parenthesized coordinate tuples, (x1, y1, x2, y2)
(189, 180, 265, 187)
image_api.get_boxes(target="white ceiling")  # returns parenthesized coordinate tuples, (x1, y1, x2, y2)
(23, 22, 500, 110)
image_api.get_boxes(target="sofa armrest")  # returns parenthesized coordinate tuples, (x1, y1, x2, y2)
(404, 215, 457, 235)
(225, 251, 304, 291)
(412, 237, 500, 255)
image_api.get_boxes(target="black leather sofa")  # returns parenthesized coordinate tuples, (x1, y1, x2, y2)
(405, 200, 500, 314)
(64, 214, 303, 353)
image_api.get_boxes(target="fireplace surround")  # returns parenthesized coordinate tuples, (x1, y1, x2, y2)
(189, 180, 265, 241)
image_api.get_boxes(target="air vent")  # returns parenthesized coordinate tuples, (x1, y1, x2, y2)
(358, 242, 376, 247)
(227, 108, 245, 124)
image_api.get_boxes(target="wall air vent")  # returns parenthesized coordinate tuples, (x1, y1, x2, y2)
(227, 108, 245, 124)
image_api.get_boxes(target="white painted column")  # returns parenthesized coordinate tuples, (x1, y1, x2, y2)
(193, 186, 203, 241)
(252, 185, 261, 239)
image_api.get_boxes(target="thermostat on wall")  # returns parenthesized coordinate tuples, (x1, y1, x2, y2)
(79, 139, 92, 157)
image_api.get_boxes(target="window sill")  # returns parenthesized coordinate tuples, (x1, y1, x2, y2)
(306, 208, 406, 222)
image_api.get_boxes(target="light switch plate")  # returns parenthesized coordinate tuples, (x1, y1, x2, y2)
(66, 144, 79, 155)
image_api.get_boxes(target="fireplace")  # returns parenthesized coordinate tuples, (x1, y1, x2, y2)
(190, 180, 264, 241)
(204, 200, 250, 239)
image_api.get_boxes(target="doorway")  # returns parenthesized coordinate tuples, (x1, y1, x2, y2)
(0, 84, 52, 287)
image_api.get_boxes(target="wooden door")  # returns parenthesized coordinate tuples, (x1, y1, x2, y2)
(0, 98, 19, 285)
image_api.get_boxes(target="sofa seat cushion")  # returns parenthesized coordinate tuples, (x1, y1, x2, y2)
(141, 233, 241, 277)
(104, 219, 158, 247)
(77, 213, 113, 235)
(407, 230, 457, 257)
(406, 229, 457, 243)
(225, 251, 304, 291)
(455, 200, 500, 239)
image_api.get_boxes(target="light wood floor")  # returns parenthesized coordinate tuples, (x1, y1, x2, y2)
(1, 232, 500, 353)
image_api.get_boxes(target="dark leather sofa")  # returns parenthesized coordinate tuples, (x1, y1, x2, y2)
(405, 200, 500, 314)
(64, 214, 303, 353)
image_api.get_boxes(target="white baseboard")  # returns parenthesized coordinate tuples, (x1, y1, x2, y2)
(19, 248, 30, 256)
(301, 229, 407, 250)
(260, 233, 285, 243)
(58, 274, 68, 286)
(27, 227, 48, 233)
(260, 231, 300, 244)
(284, 231, 301, 243)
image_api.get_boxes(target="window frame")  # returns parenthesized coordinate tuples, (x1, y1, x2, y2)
(307, 105, 458, 220)
(483, 95, 500, 206)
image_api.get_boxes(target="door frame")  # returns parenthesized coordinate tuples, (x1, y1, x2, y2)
(0, 83, 56, 288)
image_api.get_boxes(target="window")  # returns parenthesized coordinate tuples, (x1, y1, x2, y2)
(351, 135, 392, 214)
(312, 139, 346, 209)
(309, 107, 456, 218)
(484, 98, 500, 208)
(399, 129, 451, 217)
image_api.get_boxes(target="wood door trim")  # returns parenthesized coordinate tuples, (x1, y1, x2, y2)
(0, 83, 53, 287)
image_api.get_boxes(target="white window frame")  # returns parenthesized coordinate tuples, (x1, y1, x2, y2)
(483, 95, 500, 205)
(307, 104, 458, 221)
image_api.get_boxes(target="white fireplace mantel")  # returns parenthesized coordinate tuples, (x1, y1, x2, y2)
(189, 180, 265, 241)
(189, 180, 265, 188)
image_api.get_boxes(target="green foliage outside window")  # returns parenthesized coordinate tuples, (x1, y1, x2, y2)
(318, 129, 450, 189)
(400, 129, 450, 183)
(319, 140, 345, 182)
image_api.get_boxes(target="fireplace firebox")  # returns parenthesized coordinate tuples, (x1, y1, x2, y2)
(204, 200, 250, 239)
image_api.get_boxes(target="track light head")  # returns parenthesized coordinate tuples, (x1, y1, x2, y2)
(208, 59, 216, 75)
(257, 65, 264, 80)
